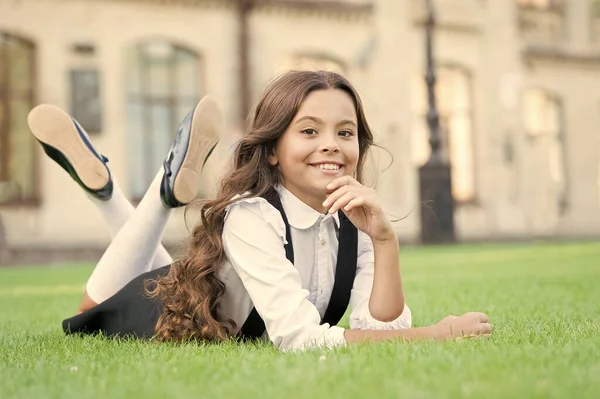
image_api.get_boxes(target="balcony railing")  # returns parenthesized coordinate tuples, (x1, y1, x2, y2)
(518, 4, 566, 44)
(409, 0, 486, 32)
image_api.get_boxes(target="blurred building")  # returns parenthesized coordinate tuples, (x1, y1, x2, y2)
(1, 0, 600, 261)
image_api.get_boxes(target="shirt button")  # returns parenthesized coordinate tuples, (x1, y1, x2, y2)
(321, 239, 327, 246)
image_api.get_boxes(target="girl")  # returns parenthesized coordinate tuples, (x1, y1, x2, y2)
(28, 70, 491, 351)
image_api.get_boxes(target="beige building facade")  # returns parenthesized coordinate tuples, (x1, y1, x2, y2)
(1, 0, 600, 259)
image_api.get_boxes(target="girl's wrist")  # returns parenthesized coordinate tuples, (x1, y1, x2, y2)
(370, 229, 397, 245)
(424, 325, 444, 341)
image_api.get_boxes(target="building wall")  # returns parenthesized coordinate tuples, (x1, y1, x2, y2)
(1, 0, 600, 254)
(0, 0, 241, 248)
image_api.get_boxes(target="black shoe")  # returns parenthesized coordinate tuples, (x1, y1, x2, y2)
(27, 104, 113, 201)
(160, 95, 223, 208)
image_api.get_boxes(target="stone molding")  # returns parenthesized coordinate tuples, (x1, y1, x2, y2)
(74, 0, 373, 16)
(523, 45, 600, 66)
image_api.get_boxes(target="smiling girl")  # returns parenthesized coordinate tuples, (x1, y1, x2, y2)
(29, 70, 491, 351)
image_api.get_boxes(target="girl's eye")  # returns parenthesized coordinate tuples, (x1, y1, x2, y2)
(301, 128, 317, 135)
(339, 130, 354, 137)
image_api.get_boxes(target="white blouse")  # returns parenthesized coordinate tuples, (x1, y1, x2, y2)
(219, 185, 411, 351)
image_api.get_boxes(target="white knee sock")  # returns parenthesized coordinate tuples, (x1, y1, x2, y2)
(87, 175, 173, 269)
(86, 169, 174, 303)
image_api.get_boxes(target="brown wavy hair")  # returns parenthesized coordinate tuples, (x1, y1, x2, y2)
(146, 70, 375, 343)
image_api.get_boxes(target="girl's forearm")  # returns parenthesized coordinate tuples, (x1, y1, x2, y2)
(368, 236, 405, 321)
(344, 325, 438, 343)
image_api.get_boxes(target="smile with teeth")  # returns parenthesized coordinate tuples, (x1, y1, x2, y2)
(315, 164, 341, 171)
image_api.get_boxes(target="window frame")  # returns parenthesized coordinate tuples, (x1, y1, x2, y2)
(414, 63, 479, 205)
(522, 87, 569, 214)
(125, 40, 204, 202)
(0, 31, 40, 208)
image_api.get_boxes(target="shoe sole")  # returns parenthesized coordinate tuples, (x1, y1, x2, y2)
(28, 105, 109, 191)
(172, 96, 223, 204)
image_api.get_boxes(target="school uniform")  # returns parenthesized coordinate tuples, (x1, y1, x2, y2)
(63, 185, 411, 351)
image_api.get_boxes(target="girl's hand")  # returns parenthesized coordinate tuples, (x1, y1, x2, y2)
(322, 176, 394, 243)
(433, 313, 492, 340)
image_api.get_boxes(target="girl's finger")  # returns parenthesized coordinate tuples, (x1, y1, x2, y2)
(343, 196, 366, 212)
(326, 176, 359, 192)
(322, 185, 352, 208)
(328, 192, 357, 214)
(480, 323, 492, 334)
(472, 312, 488, 323)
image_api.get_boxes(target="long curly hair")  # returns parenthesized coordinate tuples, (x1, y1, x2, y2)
(146, 70, 375, 342)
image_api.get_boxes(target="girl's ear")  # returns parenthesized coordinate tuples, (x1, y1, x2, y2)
(268, 146, 278, 166)
(268, 153, 278, 166)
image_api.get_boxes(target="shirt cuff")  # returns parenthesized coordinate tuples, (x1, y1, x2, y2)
(349, 304, 412, 330)
(322, 325, 347, 349)
(277, 325, 347, 352)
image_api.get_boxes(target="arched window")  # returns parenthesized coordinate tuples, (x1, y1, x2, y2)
(0, 32, 37, 205)
(412, 65, 476, 203)
(277, 54, 346, 75)
(126, 40, 202, 199)
(523, 88, 568, 212)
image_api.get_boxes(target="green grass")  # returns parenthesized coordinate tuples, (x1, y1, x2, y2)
(1, 242, 599, 399)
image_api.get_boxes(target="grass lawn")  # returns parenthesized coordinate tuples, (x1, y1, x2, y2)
(1, 242, 599, 399)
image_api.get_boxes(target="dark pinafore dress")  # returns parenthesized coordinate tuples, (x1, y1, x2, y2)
(62, 190, 358, 341)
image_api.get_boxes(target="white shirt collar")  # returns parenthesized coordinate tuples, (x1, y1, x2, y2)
(275, 185, 340, 230)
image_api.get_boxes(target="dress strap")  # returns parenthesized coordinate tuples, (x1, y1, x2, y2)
(239, 189, 294, 340)
(321, 211, 358, 326)
(238, 188, 358, 341)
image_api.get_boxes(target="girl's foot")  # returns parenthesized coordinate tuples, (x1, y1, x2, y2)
(27, 105, 113, 200)
(160, 95, 223, 208)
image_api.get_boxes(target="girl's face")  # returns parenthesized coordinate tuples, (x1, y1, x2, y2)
(269, 88, 360, 213)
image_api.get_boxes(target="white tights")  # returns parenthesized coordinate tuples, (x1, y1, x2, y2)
(85, 168, 174, 303)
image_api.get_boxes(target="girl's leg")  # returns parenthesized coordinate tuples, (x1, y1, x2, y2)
(28, 97, 223, 312)
(86, 177, 173, 269)
(83, 167, 173, 307)
(28, 104, 173, 270)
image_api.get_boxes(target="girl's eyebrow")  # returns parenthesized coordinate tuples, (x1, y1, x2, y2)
(339, 120, 357, 127)
(295, 116, 323, 125)
(295, 115, 357, 127)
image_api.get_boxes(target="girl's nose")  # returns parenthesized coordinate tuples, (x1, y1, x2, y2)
(320, 133, 340, 153)
(321, 145, 339, 154)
